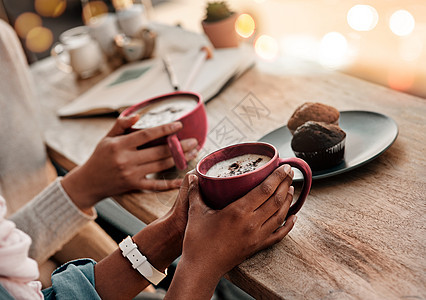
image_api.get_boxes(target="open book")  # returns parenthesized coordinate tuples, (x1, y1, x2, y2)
(58, 23, 255, 117)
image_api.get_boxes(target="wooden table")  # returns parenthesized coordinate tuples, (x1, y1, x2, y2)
(31, 52, 425, 299)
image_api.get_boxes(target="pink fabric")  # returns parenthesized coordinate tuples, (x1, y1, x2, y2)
(0, 196, 43, 299)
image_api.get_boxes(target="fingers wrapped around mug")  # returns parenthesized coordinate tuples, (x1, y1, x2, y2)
(130, 137, 198, 166)
(179, 167, 297, 281)
(122, 121, 183, 147)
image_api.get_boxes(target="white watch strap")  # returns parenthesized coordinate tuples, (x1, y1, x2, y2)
(119, 236, 167, 285)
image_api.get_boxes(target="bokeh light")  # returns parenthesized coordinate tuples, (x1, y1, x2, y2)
(255, 35, 279, 60)
(388, 67, 414, 91)
(319, 32, 348, 69)
(399, 37, 423, 62)
(347, 5, 378, 32)
(235, 13, 255, 38)
(26, 27, 53, 52)
(389, 10, 415, 36)
(112, 0, 134, 10)
(14, 12, 42, 39)
(35, 0, 67, 18)
(82, 1, 109, 24)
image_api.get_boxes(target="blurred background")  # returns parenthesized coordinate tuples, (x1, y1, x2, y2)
(1, 0, 425, 99)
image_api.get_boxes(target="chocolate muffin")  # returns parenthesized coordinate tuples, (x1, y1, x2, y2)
(291, 121, 346, 170)
(287, 102, 340, 134)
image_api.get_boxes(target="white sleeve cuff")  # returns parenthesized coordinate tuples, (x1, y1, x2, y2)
(57, 177, 97, 218)
(10, 178, 97, 263)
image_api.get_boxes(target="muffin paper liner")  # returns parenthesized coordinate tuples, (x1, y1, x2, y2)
(294, 138, 346, 170)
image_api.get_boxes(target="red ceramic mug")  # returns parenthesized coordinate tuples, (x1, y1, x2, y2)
(120, 91, 208, 170)
(196, 142, 312, 216)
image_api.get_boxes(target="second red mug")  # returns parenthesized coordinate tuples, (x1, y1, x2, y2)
(120, 91, 208, 170)
(196, 142, 312, 216)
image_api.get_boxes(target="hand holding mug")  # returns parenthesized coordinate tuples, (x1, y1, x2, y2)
(61, 116, 198, 213)
(165, 168, 297, 299)
(120, 92, 208, 170)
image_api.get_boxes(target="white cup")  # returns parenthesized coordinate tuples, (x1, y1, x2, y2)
(117, 4, 145, 37)
(51, 26, 103, 79)
(88, 13, 120, 57)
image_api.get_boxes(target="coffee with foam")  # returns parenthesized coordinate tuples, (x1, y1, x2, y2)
(206, 154, 271, 178)
(132, 96, 197, 129)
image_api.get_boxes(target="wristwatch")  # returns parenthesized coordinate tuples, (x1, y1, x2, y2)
(119, 236, 167, 285)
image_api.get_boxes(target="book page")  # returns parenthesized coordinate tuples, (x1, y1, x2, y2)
(57, 24, 255, 117)
(57, 60, 159, 116)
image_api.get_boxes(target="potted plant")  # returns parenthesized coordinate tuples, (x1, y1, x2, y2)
(202, 1, 239, 48)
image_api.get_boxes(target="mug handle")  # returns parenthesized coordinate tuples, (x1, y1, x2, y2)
(51, 42, 73, 73)
(278, 157, 312, 218)
(167, 134, 187, 170)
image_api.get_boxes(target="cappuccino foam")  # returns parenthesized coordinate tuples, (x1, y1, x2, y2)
(206, 154, 271, 178)
(132, 96, 197, 129)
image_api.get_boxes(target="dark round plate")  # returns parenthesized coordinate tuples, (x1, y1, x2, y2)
(259, 110, 399, 182)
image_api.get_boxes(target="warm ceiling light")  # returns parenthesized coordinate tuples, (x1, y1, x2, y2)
(82, 1, 109, 24)
(319, 32, 348, 69)
(347, 5, 379, 32)
(35, 0, 67, 18)
(235, 13, 255, 38)
(255, 35, 279, 60)
(26, 27, 53, 53)
(388, 67, 414, 92)
(389, 10, 415, 36)
(112, 0, 134, 10)
(14, 12, 42, 39)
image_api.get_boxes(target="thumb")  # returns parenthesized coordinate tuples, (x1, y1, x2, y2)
(187, 174, 206, 212)
(107, 115, 139, 137)
(173, 172, 192, 209)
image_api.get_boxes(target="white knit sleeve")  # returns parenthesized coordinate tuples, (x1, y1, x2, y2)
(9, 178, 97, 264)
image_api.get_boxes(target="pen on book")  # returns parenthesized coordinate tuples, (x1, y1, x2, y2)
(181, 46, 213, 90)
(162, 55, 180, 91)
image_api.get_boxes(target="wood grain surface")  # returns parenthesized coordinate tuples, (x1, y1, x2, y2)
(31, 55, 426, 299)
